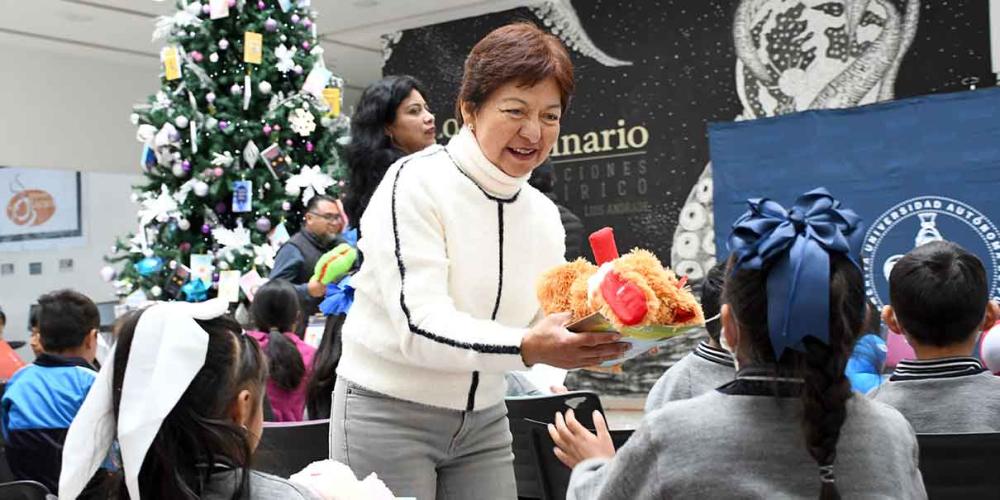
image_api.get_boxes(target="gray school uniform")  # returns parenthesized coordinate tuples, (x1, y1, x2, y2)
(202, 469, 322, 500)
(868, 357, 1000, 433)
(568, 368, 927, 500)
(644, 341, 735, 413)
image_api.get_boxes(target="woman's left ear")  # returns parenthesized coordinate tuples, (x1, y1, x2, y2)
(232, 389, 254, 427)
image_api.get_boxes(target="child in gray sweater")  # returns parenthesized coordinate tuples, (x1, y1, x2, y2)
(552, 191, 925, 499)
(644, 262, 734, 412)
(869, 241, 1000, 433)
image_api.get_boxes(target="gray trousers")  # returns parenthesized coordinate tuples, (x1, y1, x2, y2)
(330, 378, 517, 500)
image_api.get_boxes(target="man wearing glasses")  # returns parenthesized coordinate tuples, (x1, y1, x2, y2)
(270, 195, 347, 321)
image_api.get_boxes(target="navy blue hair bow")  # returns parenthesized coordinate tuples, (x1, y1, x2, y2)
(728, 188, 864, 358)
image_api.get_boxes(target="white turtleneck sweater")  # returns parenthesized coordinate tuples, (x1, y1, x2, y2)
(338, 127, 566, 411)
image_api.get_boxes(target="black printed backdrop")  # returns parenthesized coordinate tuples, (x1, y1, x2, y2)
(382, 0, 995, 395)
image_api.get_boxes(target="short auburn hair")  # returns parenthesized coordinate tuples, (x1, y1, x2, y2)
(455, 22, 574, 124)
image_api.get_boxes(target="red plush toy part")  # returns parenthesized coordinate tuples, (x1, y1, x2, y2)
(589, 227, 619, 265)
(600, 271, 648, 326)
(589, 227, 648, 326)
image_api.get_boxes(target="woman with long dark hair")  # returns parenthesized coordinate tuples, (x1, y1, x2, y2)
(554, 190, 926, 499)
(308, 76, 436, 419)
(343, 75, 436, 224)
(247, 279, 316, 422)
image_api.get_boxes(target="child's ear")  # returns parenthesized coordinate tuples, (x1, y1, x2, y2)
(881, 306, 903, 335)
(721, 304, 739, 353)
(982, 301, 999, 331)
(231, 388, 254, 427)
(87, 329, 99, 350)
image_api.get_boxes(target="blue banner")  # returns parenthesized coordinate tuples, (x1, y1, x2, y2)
(710, 88, 1000, 307)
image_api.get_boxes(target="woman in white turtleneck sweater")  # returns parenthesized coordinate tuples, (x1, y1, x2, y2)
(330, 23, 627, 500)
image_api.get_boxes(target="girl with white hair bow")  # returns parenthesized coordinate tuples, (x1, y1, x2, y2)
(59, 299, 320, 499)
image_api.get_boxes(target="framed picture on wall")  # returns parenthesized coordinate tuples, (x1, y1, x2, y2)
(0, 167, 83, 251)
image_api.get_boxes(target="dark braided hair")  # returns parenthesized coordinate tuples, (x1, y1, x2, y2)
(724, 254, 865, 499)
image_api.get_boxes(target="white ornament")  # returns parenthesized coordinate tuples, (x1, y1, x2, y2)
(99, 266, 116, 282)
(212, 221, 252, 251)
(288, 107, 316, 136)
(175, 115, 189, 129)
(219, 260, 230, 270)
(172, 164, 186, 177)
(258, 81, 272, 94)
(150, 286, 162, 297)
(230, 83, 242, 95)
(284, 165, 334, 205)
(178, 218, 191, 231)
(254, 242, 276, 268)
(194, 181, 209, 197)
(274, 44, 297, 73)
(209, 52, 219, 63)
(143, 248, 155, 258)
(130, 113, 140, 125)
(137, 185, 180, 227)
(211, 151, 235, 168)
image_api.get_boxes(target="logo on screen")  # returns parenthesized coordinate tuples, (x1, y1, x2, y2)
(861, 196, 1000, 308)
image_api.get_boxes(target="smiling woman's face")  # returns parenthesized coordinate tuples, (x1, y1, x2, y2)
(462, 77, 563, 178)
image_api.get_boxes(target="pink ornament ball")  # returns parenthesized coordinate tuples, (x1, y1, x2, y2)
(201, 4, 211, 14)
(282, 201, 292, 211)
(227, 0, 236, 6)
(179, 242, 192, 252)
(201, 224, 212, 234)
(263, 124, 272, 134)
(293, 65, 303, 75)
(305, 141, 314, 152)
(303, 18, 312, 28)
(213, 167, 224, 177)
(256, 217, 272, 233)
(190, 51, 204, 62)
(218, 120, 229, 131)
(290, 14, 300, 23)
(218, 39, 230, 50)
(206, 92, 216, 103)
(285, 139, 293, 146)
(257, 0, 265, 9)
(265, 18, 278, 32)
(273, 124, 281, 131)
(301, 41, 310, 50)
(182, 160, 192, 172)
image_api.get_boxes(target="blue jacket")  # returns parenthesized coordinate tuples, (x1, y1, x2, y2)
(1, 353, 97, 493)
(846, 334, 887, 394)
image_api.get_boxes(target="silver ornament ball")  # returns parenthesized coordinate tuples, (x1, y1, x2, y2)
(258, 81, 272, 94)
(175, 115, 189, 129)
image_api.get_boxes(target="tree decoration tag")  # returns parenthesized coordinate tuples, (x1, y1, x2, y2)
(162, 46, 182, 80)
(244, 31, 263, 64)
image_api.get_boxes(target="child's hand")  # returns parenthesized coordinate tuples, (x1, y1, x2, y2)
(548, 409, 615, 468)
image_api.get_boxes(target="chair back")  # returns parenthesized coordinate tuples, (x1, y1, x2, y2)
(916, 432, 1000, 498)
(506, 392, 603, 499)
(254, 419, 330, 478)
(0, 480, 54, 500)
(529, 426, 633, 500)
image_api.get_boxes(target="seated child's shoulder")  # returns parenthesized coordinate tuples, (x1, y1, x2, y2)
(846, 394, 915, 437)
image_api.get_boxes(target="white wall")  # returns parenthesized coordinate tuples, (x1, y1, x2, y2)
(0, 171, 142, 359)
(0, 38, 157, 174)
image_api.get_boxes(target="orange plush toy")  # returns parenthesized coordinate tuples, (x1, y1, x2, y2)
(537, 227, 703, 330)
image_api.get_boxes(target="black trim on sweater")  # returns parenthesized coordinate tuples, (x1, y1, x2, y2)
(390, 156, 521, 356)
(693, 341, 735, 368)
(491, 203, 505, 321)
(890, 357, 986, 381)
(444, 149, 521, 204)
(716, 367, 804, 397)
(466, 371, 480, 411)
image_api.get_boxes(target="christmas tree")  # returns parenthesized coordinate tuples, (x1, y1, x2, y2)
(105, 0, 349, 303)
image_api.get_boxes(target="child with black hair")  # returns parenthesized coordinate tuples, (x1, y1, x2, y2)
(28, 304, 43, 356)
(247, 279, 317, 421)
(554, 190, 925, 499)
(59, 299, 320, 499)
(869, 240, 1000, 432)
(644, 261, 734, 412)
(1, 290, 100, 493)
